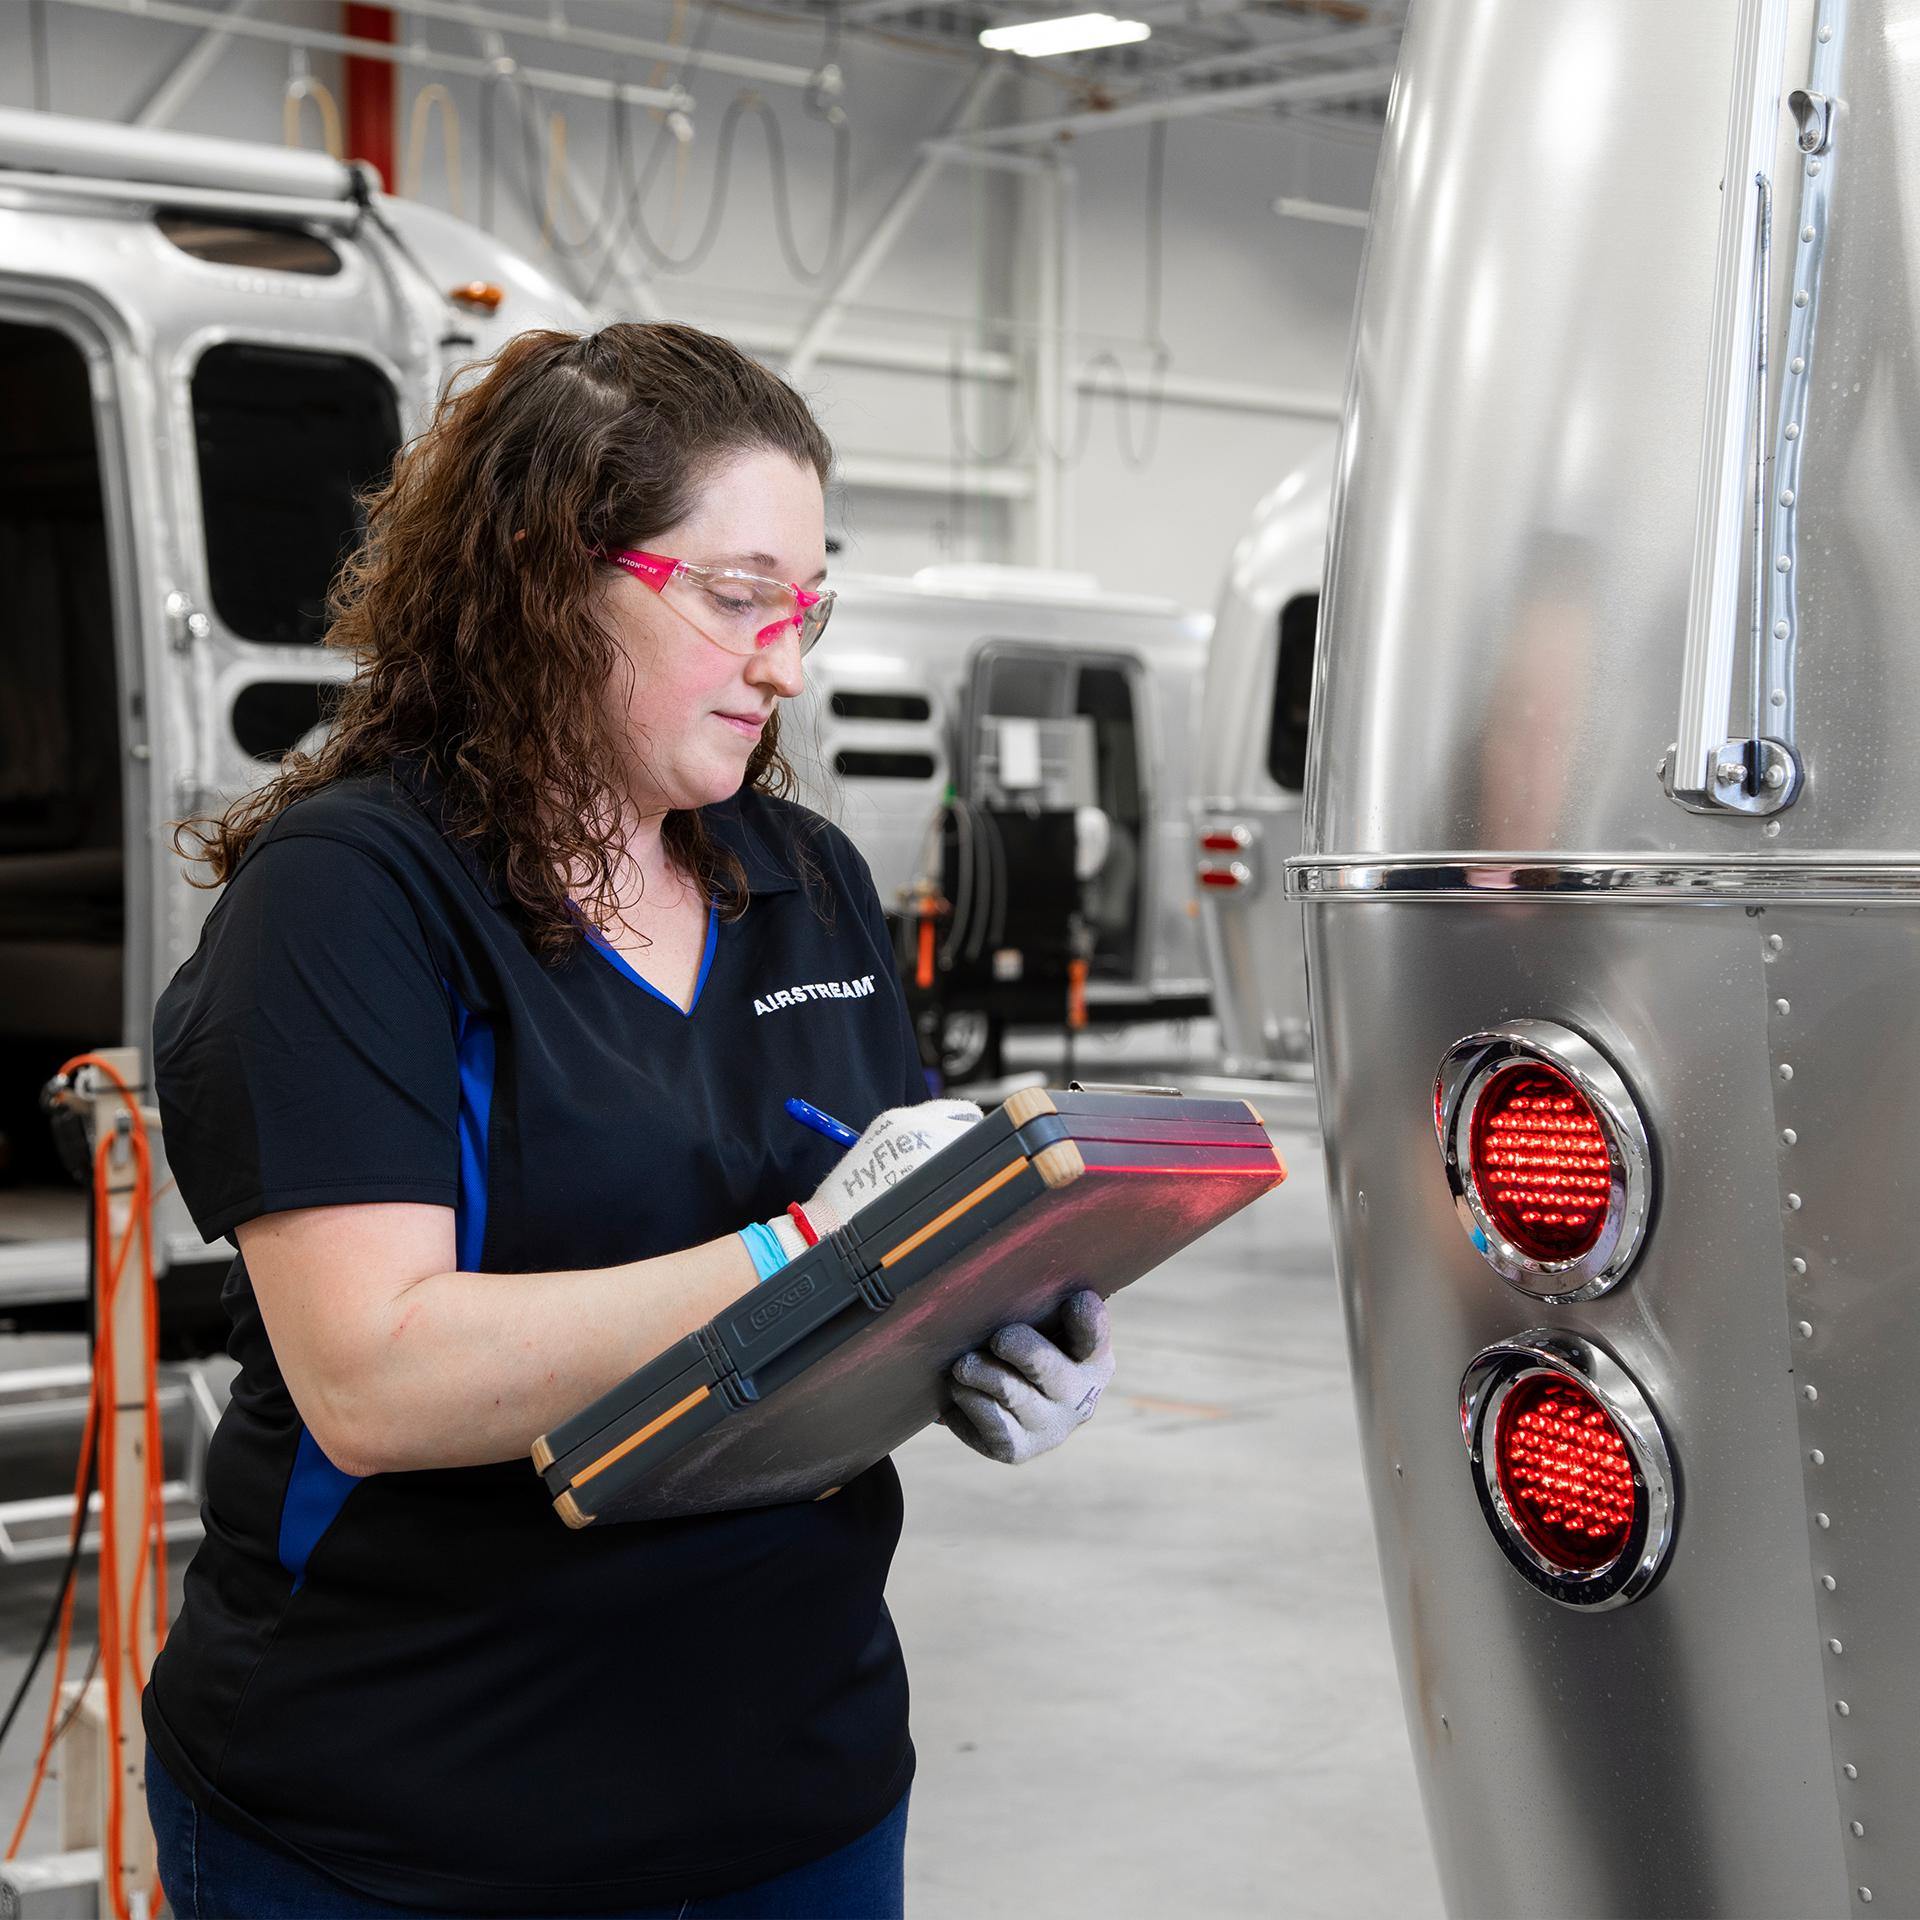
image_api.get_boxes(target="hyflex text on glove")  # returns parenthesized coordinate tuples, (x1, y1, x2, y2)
(739, 1099, 984, 1279)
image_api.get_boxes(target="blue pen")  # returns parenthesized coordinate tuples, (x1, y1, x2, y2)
(785, 1097, 859, 1147)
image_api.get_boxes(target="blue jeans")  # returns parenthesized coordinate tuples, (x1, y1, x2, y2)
(147, 1747, 908, 1919)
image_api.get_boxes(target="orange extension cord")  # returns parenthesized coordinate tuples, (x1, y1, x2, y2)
(5, 1055, 167, 1920)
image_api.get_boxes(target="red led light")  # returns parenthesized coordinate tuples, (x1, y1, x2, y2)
(1468, 1060, 1612, 1263)
(1200, 832, 1244, 852)
(1493, 1372, 1637, 1572)
(1198, 867, 1244, 889)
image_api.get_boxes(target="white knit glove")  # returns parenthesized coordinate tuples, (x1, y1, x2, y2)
(945, 1291, 1115, 1465)
(762, 1099, 984, 1259)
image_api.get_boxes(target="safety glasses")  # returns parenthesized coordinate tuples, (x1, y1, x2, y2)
(602, 549, 835, 658)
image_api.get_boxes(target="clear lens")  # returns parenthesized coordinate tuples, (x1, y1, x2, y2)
(797, 591, 835, 653)
(657, 566, 833, 657)
(661, 567, 787, 651)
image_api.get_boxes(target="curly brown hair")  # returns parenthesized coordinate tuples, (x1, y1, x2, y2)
(177, 323, 833, 956)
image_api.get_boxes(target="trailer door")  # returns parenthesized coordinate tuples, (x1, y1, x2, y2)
(0, 315, 130, 1307)
(964, 643, 1146, 984)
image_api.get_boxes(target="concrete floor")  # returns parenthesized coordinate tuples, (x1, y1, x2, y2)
(0, 1133, 1442, 1918)
(890, 1133, 1443, 1920)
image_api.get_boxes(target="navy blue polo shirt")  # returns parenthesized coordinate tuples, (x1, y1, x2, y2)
(145, 769, 925, 1914)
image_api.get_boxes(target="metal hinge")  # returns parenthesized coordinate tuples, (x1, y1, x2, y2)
(164, 589, 211, 653)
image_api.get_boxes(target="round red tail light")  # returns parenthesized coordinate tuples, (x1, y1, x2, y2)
(1492, 1371, 1636, 1572)
(1435, 1021, 1652, 1303)
(1469, 1061, 1611, 1264)
(1461, 1335, 1675, 1609)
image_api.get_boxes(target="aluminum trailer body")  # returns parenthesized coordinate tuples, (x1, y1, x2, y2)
(1194, 447, 1330, 1077)
(1290, 1, 1920, 1913)
(0, 107, 1214, 1306)
(0, 107, 589, 1322)
(798, 566, 1214, 1077)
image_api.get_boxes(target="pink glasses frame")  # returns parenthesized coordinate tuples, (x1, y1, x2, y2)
(601, 548, 834, 655)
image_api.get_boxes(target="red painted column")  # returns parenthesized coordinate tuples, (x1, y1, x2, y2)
(344, 5, 396, 191)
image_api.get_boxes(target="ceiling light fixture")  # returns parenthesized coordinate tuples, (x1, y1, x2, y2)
(979, 13, 1152, 57)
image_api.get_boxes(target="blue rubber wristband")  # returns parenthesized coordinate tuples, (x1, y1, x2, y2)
(739, 1221, 790, 1283)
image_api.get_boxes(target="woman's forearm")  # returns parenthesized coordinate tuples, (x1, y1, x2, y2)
(237, 1203, 758, 1476)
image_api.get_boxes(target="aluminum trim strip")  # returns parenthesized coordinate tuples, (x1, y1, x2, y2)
(1285, 857, 1920, 902)
(0, 170, 367, 230)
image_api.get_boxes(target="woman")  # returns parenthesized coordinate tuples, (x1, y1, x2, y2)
(146, 324, 1113, 1919)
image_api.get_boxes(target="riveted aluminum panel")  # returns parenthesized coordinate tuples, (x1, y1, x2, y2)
(1308, 899, 1845, 1916)
(1761, 908, 1920, 1908)
(1298, 0, 1920, 1910)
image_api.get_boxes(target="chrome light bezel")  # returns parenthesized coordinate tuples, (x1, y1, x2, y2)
(1459, 1332, 1677, 1610)
(1434, 1019, 1653, 1303)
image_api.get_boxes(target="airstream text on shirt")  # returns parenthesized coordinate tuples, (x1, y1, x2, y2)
(753, 975, 877, 1016)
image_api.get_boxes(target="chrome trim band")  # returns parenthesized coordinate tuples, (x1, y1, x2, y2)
(1286, 856, 1920, 903)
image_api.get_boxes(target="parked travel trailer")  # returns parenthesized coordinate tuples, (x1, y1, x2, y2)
(0, 107, 1213, 1333)
(801, 566, 1214, 1083)
(1193, 447, 1330, 1077)
(0, 107, 595, 1336)
(1290, 0, 1920, 1913)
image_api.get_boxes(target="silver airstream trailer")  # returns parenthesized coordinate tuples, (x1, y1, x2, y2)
(803, 566, 1214, 1083)
(0, 108, 1214, 1331)
(0, 107, 593, 1327)
(1193, 447, 1330, 1077)
(1291, 0, 1920, 1912)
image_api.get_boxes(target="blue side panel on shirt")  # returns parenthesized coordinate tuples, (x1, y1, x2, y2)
(448, 987, 496, 1273)
(276, 992, 494, 1594)
(278, 1427, 361, 1593)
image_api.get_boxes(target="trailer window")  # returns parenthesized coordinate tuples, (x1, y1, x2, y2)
(1266, 592, 1318, 792)
(232, 681, 333, 761)
(1075, 665, 1142, 977)
(0, 321, 120, 864)
(835, 751, 936, 781)
(831, 692, 932, 722)
(191, 343, 401, 646)
(983, 654, 1071, 719)
(157, 214, 341, 277)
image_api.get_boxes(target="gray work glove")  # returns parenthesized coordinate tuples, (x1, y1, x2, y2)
(945, 1291, 1115, 1465)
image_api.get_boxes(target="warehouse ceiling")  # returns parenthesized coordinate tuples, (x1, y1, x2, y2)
(750, 0, 1401, 140)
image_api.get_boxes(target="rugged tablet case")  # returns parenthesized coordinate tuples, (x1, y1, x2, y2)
(532, 1088, 1286, 1525)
